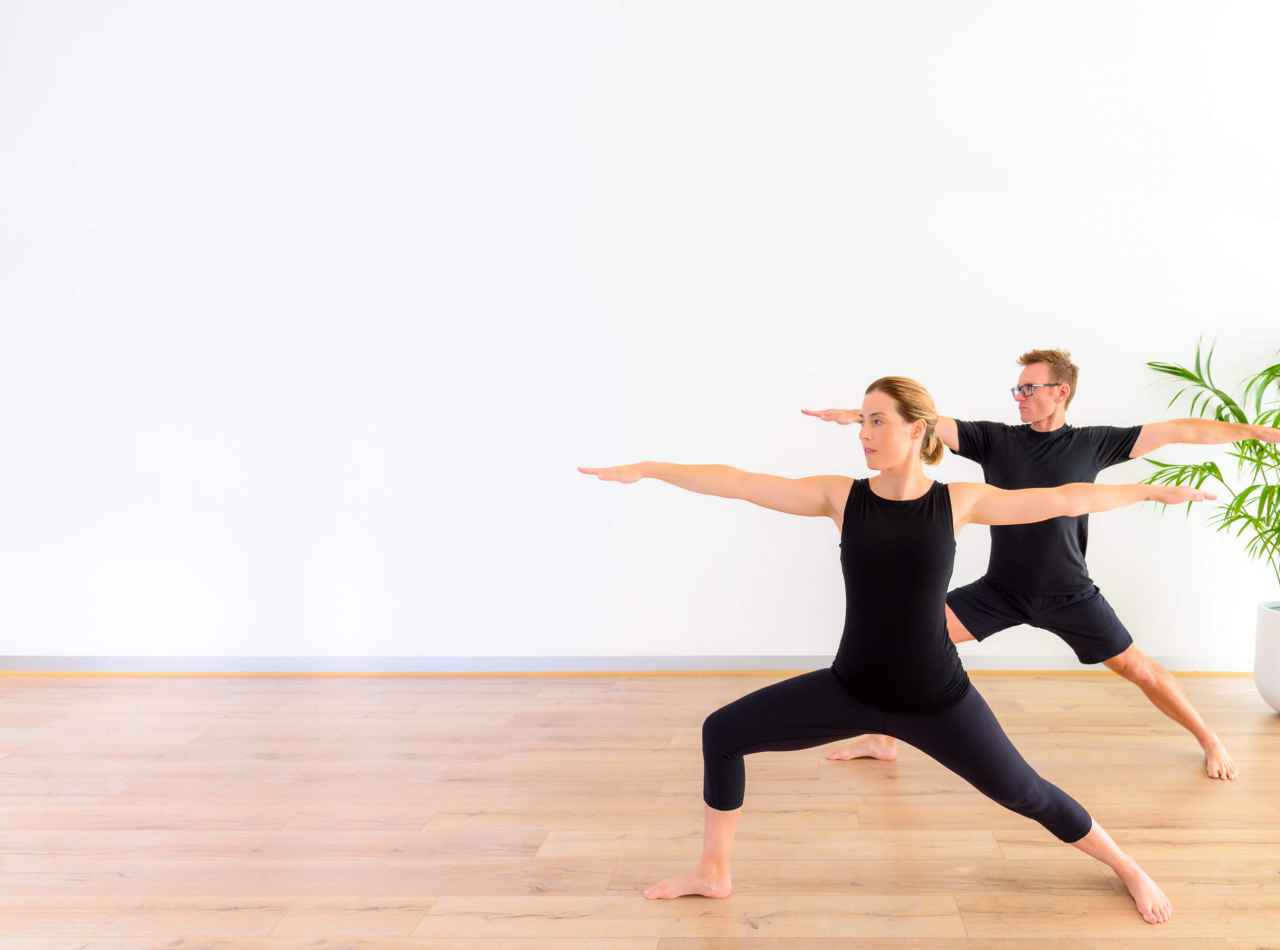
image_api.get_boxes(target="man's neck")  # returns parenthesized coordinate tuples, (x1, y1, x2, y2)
(1028, 410, 1068, 433)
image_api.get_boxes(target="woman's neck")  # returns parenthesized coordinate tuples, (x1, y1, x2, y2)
(869, 461, 932, 500)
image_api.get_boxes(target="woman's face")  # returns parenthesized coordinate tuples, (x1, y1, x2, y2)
(859, 390, 924, 470)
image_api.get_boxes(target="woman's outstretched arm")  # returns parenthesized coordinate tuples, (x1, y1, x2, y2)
(951, 481, 1216, 528)
(578, 463, 850, 520)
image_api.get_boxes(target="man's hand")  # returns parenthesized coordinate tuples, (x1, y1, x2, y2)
(578, 464, 647, 483)
(1249, 424, 1280, 443)
(801, 408, 862, 425)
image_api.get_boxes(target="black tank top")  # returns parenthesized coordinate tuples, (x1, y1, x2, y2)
(831, 478, 971, 713)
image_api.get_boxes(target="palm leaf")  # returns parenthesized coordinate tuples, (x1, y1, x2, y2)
(1243, 359, 1280, 416)
(1145, 340, 1280, 589)
(1146, 361, 1200, 383)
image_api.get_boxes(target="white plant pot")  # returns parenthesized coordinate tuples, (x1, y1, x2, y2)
(1256, 601, 1280, 713)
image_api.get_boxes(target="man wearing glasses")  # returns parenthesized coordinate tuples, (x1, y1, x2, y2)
(807, 348, 1280, 781)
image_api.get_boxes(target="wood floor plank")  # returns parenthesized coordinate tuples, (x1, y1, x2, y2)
(537, 828, 1002, 862)
(958, 892, 1280, 939)
(416, 895, 965, 939)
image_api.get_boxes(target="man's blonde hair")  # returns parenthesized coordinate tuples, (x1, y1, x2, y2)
(1018, 348, 1079, 408)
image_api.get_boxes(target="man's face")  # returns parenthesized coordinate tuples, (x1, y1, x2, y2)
(1013, 362, 1069, 423)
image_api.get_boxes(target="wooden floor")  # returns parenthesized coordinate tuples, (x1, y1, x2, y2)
(0, 670, 1278, 948)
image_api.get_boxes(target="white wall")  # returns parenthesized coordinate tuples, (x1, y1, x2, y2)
(1, 1, 1276, 668)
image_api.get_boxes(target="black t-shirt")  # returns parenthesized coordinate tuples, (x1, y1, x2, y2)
(953, 420, 1143, 595)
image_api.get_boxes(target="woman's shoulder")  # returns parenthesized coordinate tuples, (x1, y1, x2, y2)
(943, 480, 984, 501)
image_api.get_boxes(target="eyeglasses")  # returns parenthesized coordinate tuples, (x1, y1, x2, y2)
(1011, 382, 1062, 398)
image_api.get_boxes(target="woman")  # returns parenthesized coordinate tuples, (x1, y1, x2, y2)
(579, 376, 1210, 924)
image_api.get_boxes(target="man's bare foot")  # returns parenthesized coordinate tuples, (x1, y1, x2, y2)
(1203, 739, 1238, 780)
(642, 864, 732, 900)
(825, 734, 898, 762)
(1115, 858, 1173, 924)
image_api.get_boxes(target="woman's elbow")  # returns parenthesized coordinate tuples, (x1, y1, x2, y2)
(1059, 484, 1091, 518)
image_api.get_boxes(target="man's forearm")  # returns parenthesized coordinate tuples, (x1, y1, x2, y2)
(1179, 418, 1262, 444)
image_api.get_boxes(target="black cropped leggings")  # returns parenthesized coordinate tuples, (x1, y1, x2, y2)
(702, 668, 1092, 843)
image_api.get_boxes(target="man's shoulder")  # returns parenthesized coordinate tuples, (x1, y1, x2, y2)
(962, 419, 1020, 436)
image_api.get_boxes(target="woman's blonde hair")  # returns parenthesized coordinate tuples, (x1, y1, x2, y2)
(865, 376, 944, 465)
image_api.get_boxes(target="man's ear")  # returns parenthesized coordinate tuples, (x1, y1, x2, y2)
(1058, 383, 1072, 405)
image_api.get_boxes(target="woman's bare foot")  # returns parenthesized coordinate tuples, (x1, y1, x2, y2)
(825, 734, 898, 762)
(1203, 738, 1238, 780)
(643, 863, 732, 900)
(1115, 857, 1173, 924)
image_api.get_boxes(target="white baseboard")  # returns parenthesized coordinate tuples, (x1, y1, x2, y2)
(0, 654, 1222, 673)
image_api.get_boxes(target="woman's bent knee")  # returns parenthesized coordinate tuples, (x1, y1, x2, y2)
(995, 779, 1091, 843)
(702, 707, 738, 756)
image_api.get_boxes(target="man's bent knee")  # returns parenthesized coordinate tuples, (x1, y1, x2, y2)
(1104, 645, 1157, 688)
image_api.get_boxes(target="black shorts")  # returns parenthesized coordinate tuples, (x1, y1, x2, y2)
(945, 577, 1133, 665)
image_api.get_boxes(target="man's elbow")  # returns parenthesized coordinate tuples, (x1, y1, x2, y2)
(1177, 419, 1212, 444)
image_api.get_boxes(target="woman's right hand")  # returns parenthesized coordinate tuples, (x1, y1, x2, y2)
(802, 408, 862, 425)
(578, 464, 647, 483)
(1151, 484, 1218, 505)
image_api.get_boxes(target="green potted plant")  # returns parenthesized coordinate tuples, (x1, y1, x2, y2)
(1142, 340, 1280, 712)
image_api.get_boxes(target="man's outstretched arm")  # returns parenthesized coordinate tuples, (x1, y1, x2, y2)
(1129, 418, 1280, 458)
(802, 408, 960, 452)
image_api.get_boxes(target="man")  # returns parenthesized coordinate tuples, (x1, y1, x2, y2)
(806, 348, 1280, 780)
